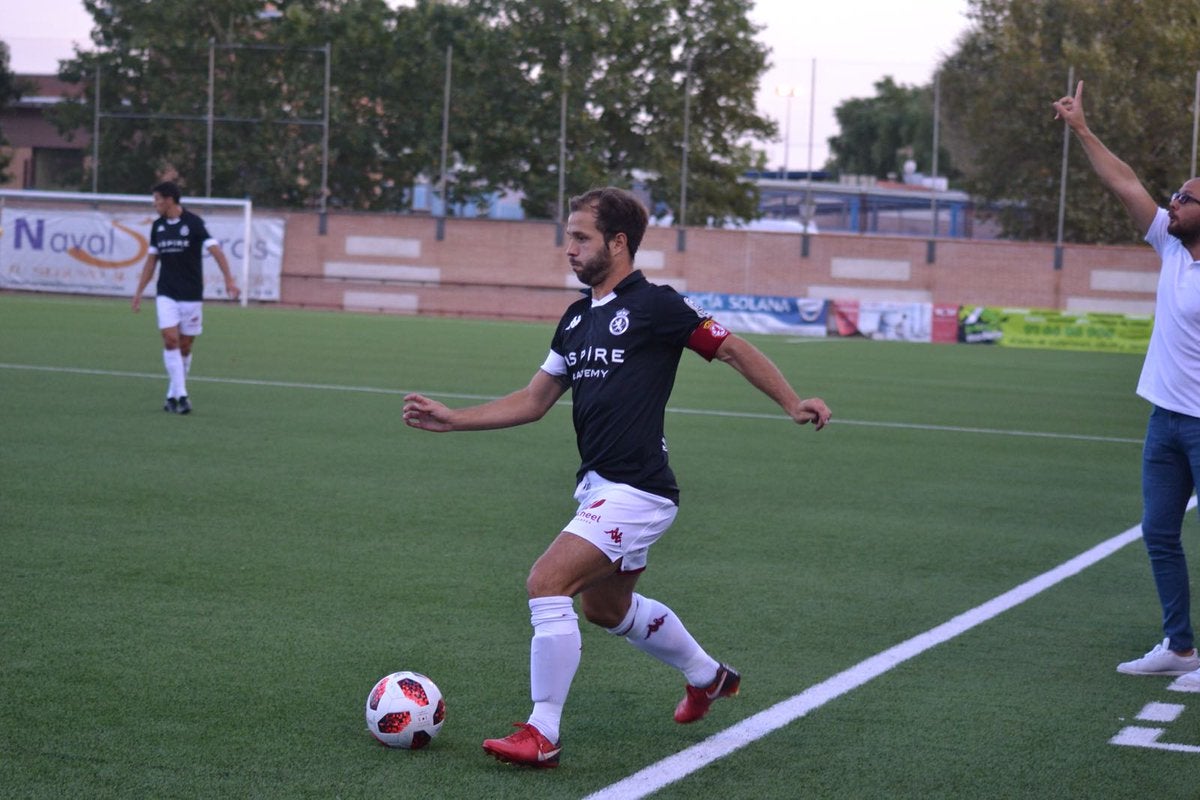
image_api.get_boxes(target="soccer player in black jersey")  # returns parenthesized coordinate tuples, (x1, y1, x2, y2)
(132, 181, 240, 414)
(403, 186, 830, 768)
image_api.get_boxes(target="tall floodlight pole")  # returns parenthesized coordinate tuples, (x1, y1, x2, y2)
(318, 42, 331, 235)
(1192, 70, 1199, 177)
(92, 67, 100, 193)
(775, 85, 798, 178)
(927, 71, 941, 264)
(437, 45, 452, 241)
(678, 53, 693, 253)
(1055, 66, 1075, 271)
(206, 40, 215, 197)
(557, 48, 567, 247)
(802, 59, 816, 256)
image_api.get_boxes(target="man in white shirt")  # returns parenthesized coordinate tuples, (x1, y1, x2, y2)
(1053, 81, 1200, 682)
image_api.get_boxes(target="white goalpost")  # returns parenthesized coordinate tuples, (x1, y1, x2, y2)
(0, 189, 257, 307)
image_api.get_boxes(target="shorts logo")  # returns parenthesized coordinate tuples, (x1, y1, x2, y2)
(575, 499, 606, 524)
(609, 309, 630, 336)
(606, 527, 623, 544)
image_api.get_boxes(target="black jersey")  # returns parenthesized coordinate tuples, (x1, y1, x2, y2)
(545, 271, 730, 503)
(148, 209, 215, 302)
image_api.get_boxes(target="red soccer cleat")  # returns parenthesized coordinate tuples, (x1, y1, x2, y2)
(482, 722, 562, 768)
(674, 664, 741, 724)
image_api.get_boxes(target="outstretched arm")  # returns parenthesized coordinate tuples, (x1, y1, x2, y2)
(714, 334, 830, 430)
(403, 369, 567, 432)
(1052, 80, 1158, 235)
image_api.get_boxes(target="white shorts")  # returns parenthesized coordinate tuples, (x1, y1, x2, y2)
(156, 296, 204, 336)
(562, 471, 678, 572)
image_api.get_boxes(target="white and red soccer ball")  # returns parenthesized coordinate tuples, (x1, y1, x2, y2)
(365, 671, 445, 749)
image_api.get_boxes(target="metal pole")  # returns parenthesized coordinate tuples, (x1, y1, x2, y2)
(927, 71, 941, 263)
(92, 66, 100, 193)
(802, 59, 815, 256)
(557, 48, 567, 247)
(206, 39, 214, 197)
(319, 42, 331, 235)
(1054, 66, 1074, 270)
(437, 44, 451, 242)
(1191, 69, 1199, 177)
(241, 199, 251, 307)
(677, 53, 692, 252)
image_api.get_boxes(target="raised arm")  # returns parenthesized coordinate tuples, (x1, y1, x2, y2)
(403, 369, 568, 433)
(714, 334, 830, 430)
(1052, 80, 1158, 235)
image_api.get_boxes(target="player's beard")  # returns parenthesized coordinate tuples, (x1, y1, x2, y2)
(1168, 214, 1200, 248)
(572, 247, 612, 287)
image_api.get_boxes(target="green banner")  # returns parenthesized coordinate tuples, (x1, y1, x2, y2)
(958, 307, 1152, 354)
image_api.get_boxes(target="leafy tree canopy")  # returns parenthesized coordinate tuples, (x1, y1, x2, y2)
(938, 0, 1200, 243)
(827, 76, 958, 184)
(50, 0, 776, 221)
(0, 40, 31, 184)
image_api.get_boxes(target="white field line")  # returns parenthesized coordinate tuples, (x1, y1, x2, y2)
(0, 363, 1142, 444)
(584, 497, 1198, 800)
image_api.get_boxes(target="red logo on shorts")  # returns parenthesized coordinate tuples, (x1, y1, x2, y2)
(606, 527, 622, 544)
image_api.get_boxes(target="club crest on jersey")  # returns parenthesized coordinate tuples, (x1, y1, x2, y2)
(609, 308, 631, 336)
(180, 225, 190, 237)
(565, 314, 582, 332)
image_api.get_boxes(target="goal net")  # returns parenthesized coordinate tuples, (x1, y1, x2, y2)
(0, 189, 283, 305)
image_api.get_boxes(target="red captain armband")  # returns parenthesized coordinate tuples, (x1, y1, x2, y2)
(686, 318, 731, 361)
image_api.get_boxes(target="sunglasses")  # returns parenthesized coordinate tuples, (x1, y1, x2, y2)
(1171, 191, 1199, 206)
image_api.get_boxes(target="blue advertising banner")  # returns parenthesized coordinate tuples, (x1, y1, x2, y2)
(683, 292, 828, 337)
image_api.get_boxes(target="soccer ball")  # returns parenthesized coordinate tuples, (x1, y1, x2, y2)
(365, 671, 446, 749)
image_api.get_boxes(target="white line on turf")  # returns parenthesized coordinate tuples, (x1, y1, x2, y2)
(583, 497, 1198, 800)
(0, 363, 1143, 445)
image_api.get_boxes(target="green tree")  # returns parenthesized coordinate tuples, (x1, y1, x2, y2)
(938, 0, 1200, 242)
(827, 76, 956, 184)
(0, 41, 29, 184)
(49, 0, 774, 220)
(466, 0, 775, 221)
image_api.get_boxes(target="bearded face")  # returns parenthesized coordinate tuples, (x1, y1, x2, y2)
(572, 244, 613, 287)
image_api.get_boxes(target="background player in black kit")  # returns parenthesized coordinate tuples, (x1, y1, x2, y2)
(403, 186, 831, 768)
(132, 181, 240, 414)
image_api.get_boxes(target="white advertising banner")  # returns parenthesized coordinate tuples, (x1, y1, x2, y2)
(0, 206, 284, 301)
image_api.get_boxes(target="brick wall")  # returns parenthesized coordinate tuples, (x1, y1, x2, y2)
(275, 209, 1162, 321)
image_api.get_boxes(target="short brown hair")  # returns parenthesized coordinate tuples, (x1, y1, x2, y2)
(569, 187, 649, 258)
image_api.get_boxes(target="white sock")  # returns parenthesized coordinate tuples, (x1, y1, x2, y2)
(526, 596, 579, 744)
(182, 353, 192, 376)
(163, 348, 187, 399)
(607, 593, 718, 687)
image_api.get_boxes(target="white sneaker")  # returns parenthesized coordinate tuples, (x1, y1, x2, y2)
(1116, 638, 1200, 676)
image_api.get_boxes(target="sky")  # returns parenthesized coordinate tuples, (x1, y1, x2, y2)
(1, 0, 972, 171)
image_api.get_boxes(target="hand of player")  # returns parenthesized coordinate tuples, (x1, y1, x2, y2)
(403, 393, 455, 432)
(131, 295, 141, 312)
(226, 279, 241, 301)
(793, 397, 831, 431)
(1052, 80, 1085, 127)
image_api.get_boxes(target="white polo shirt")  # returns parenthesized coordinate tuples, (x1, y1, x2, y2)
(1137, 208, 1200, 418)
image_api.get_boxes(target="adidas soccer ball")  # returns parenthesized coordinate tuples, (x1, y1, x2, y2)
(365, 671, 446, 749)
